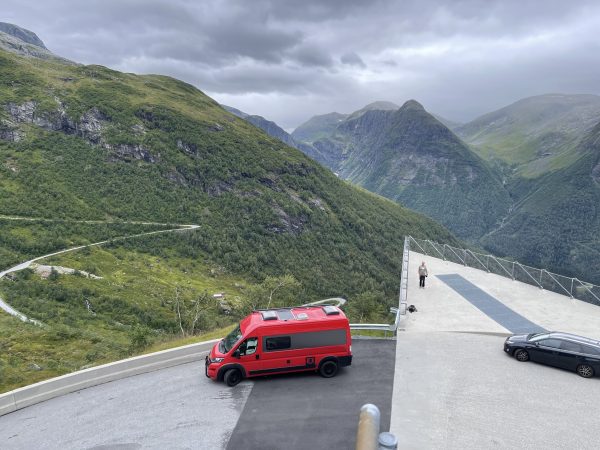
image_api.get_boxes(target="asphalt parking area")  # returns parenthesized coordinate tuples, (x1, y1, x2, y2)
(226, 338, 396, 450)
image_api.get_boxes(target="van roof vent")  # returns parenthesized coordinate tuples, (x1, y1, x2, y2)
(296, 312, 309, 320)
(260, 310, 278, 321)
(322, 305, 340, 315)
(277, 309, 295, 321)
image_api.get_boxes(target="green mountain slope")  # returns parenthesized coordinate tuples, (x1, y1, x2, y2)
(0, 45, 457, 311)
(482, 121, 600, 282)
(456, 94, 600, 178)
(293, 100, 511, 239)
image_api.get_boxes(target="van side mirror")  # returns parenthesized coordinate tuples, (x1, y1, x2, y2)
(232, 349, 240, 358)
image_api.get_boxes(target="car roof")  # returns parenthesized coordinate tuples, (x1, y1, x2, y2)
(547, 332, 600, 347)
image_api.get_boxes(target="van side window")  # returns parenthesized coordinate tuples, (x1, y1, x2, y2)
(265, 336, 291, 351)
(239, 337, 258, 356)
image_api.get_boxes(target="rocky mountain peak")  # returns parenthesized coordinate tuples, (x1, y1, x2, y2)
(0, 22, 47, 49)
(360, 101, 400, 111)
(399, 99, 425, 111)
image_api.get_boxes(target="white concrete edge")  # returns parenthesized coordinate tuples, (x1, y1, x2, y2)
(0, 338, 220, 417)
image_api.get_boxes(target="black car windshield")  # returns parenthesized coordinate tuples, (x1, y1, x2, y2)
(221, 325, 243, 353)
(528, 332, 550, 342)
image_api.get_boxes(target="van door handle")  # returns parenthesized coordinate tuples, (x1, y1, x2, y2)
(255, 354, 260, 360)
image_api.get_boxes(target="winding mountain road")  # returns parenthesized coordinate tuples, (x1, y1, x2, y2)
(0, 216, 199, 323)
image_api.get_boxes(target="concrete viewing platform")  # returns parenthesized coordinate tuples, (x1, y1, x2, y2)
(391, 251, 600, 449)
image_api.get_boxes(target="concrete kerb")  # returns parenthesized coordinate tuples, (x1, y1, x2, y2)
(0, 338, 220, 417)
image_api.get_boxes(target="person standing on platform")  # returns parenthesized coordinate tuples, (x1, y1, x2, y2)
(418, 261, 428, 288)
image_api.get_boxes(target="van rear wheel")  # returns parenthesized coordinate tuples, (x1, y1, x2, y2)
(224, 368, 243, 387)
(319, 360, 339, 378)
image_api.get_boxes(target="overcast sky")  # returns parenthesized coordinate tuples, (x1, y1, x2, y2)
(4, 0, 600, 130)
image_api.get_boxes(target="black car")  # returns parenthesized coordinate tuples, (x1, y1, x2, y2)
(504, 331, 600, 378)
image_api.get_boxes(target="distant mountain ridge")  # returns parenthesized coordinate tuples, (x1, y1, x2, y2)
(221, 104, 323, 164)
(0, 22, 73, 64)
(242, 93, 600, 284)
(481, 119, 600, 282)
(291, 112, 349, 143)
(293, 99, 511, 238)
(0, 22, 47, 49)
(222, 104, 297, 147)
(456, 93, 600, 177)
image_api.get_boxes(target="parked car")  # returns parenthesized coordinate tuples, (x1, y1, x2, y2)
(504, 331, 600, 378)
(205, 304, 352, 386)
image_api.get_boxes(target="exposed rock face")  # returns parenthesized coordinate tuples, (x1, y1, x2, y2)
(5, 100, 105, 138)
(176, 139, 198, 156)
(6, 101, 37, 123)
(79, 108, 107, 144)
(0, 22, 47, 49)
(3, 100, 158, 162)
(268, 204, 307, 235)
(111, 144, 156, 163)
(0, 120, 23, 142)
(0, 25, 74, 64)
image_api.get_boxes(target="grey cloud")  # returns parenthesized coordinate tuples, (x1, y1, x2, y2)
(290, 45, 333, 67)
(340, 52, 366, 68)
(3, 0, 600, 129)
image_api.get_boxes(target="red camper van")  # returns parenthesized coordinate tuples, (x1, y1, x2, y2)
(205, 305, 352, 386)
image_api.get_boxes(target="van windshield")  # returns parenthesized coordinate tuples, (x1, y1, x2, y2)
(221, 325, 242, 353)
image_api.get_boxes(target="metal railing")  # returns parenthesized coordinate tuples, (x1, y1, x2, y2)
(349, 237, 410, 334)
(408, 236, 600, 306)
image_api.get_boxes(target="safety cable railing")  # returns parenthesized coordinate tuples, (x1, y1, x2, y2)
(408, 236, 600, 307)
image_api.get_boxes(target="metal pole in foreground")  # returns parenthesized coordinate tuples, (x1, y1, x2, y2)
(356, 404, 399, 450)
(356, 404, 380, 450)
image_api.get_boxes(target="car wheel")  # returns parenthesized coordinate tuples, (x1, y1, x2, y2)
(319, 360, 339, 378)
(224, 368, 243, 386)
(576, 364, 594, 378)
(514, 349, 529, 362)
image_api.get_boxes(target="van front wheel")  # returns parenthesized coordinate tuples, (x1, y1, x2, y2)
(224, 368, 243, 387)
(319, 360, 339, 378)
